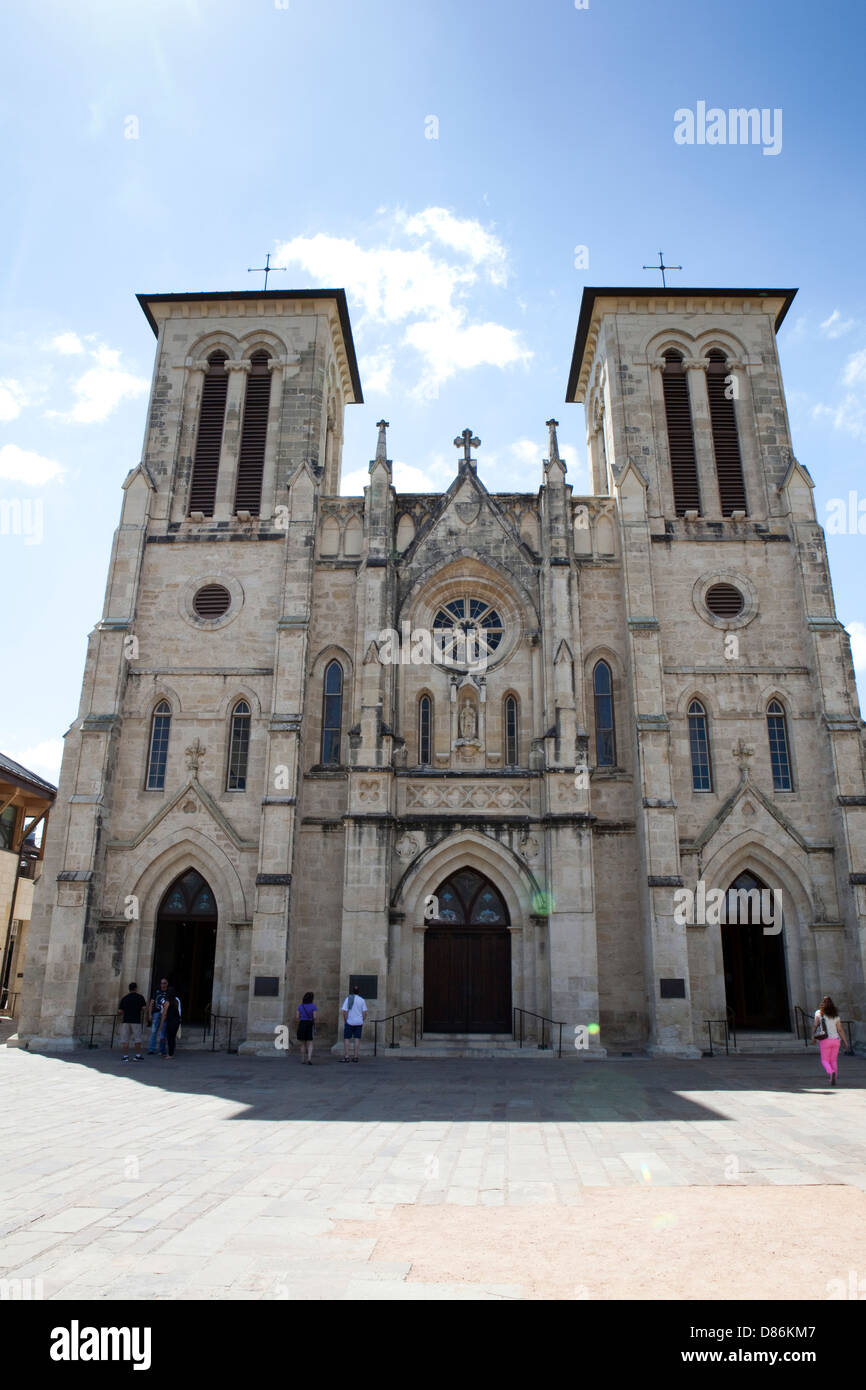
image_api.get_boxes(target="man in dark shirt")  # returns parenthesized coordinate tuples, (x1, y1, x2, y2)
(118, 982, 147, 1062)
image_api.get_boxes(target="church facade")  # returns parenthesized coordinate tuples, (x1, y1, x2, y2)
(17, 285, 866, 1056)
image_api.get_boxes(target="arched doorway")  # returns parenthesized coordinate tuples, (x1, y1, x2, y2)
(424, 869, 511, 1033)
(153, 869, 217, 1024)
(721, 870, 790, 1030)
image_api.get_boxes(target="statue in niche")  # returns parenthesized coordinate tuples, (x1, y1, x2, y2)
(459, 700, 477, 741)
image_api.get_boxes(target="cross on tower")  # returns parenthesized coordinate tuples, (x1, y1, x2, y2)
(454, 428, 481, 468)
(247, 252, 286, 290)
(642, 250, 682, 288)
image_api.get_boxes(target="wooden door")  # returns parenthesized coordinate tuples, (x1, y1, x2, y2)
(423, 869, 511, 1033)
(721, 872, 789, 1030)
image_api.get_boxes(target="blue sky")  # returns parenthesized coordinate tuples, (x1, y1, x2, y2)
(1, 0, 865, 782)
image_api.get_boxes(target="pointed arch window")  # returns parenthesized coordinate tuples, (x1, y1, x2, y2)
(321, 661, 343, 765)
(767, 699, 793, 790)
(593, 661, 616, 767)
(234, 352, 272, 516)
(419, 695, 432, 766)
(688, 699, 713, 791)
(706, 351, 747, 515)
(227, 700, 251, 791)
(504, 695, 519, 767)
(662, 350, 700, 515)
(189, 351, 229, 516)
(146, 701, 172, 790)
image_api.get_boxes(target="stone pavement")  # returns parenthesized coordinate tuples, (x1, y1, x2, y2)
(1, 1045, 865, 1300)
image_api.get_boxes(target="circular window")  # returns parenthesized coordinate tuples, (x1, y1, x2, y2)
(193, 583, 232, 618)
(705, 583, 744, 618)
(433, 597, 503, 661)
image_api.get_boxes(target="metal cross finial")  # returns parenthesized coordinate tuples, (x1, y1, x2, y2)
(247, 252, 287, 291)
(642, 250, 682, 288)
(453, 428, 481, 468)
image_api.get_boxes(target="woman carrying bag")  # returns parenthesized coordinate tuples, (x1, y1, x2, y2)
(813, 995, 848, 1086)
(296, 991, 318, 1065)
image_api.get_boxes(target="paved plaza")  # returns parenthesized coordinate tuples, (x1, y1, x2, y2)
(1, 1042, 865, 1301)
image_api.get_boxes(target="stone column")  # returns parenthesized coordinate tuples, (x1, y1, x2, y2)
(686, 361, 722, 518)
(257, 358, 286, 522)
(213, 359, 250, 521)
(170, 362, 206, 524)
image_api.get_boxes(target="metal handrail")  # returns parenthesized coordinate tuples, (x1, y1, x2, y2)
(372, 1006, 422, 1056)
(85, 1013, 119, 1049)
(793, 1003, 811, 1046)
(512, 1007, 565, 1058)
(0, 989, 19, 1017)
(208, 1013, 235, 1052)
(704, 1017, 731, 1056)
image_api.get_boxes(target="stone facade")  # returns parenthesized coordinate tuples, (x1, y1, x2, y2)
(17, 286, 866, 1057)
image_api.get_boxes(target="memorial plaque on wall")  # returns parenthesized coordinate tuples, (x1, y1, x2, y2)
(254, 976, 280, 997)
(659, 977, 686, 999)
(348, 975, 378, 1000)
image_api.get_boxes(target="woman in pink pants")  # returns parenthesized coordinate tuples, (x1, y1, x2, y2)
(813, 996, 848, 1086)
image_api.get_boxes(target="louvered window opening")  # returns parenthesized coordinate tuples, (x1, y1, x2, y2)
(227, 701, 251, 791)
(767, 700, 793, 790)
(321, 661, 343, 765)
(419, 696, 432, 766)
(189, 352, 228, 515)
(593, 661, 616, 767)
(505, 696, 518, 767)
(705, 583, 744, 618)
(146, 701, 171, 791)
(234, 352, 271, 515)
(662, 352, 701, 515)
(193, 584, 231, 618)
(688, 700, 713, 791)
(706, 352, 747, 515)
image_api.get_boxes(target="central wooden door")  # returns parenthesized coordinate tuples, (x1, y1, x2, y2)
(154, 869, 218, 1024)
(721, 870, 790, 1030)
(423, 869, 511, 1033)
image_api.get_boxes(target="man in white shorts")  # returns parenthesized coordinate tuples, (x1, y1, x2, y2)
(117, 982, 147, 1062)
(341, 985, 368, 1063)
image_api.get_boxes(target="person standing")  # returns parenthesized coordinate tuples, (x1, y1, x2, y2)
(341, 985, 367, 1063)
(161, 988, 182, 1060)
(117, 983, 147, 1062)
(813, 995, 848, 1086)
(147, 978, 170, 1055)
(296, 991, 318, 1064)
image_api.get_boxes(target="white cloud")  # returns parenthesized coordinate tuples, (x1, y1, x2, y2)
(47, 344, 148, 425)
(0, 379, 28, 421)
(820, 310, 855, 340)
(275, 208, 530, 399)
(0, 443, 65, 485)
(508, 438, 540, 466)
(843, 348, 866, 386)
(405, 310, 531, 399)
(10, 739, 63, 785)
(399, 207, 509, 286)
(811, 347, 866, 440)
(50, 332, 85, 355)
(359, 348, 394, 395)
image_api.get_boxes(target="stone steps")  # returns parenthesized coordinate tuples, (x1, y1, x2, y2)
(375, 1032, 562, 1059)
(724, 1032, 811, 1056)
